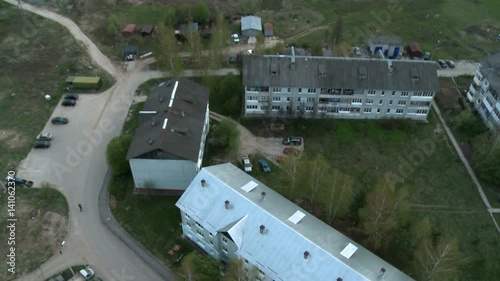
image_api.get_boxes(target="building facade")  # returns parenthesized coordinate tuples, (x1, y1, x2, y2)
(466, 52, 500, 129)
(242, 52, 439, 121)
(126, 79, 210, 195)
(176, 163, 414, 281)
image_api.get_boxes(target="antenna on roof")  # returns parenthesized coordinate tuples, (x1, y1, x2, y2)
(147, 138, 154, 145)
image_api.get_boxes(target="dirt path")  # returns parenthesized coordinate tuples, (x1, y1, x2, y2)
(285, 24, 329, 41)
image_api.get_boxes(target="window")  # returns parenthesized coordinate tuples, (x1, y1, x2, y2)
(196, 230, 204, 237)
(222, 246, 228, 253)
(209, 232, 213, 237)
(195, 222, 204, 229)
(367, 90, 376, 95)
(352, 98, 362, 104)
(185, 213, 191, 219)
(186, 222, 192, 228)
(246, 105, 258, 109)
(287, 97, 290, 102)
(486, 96, 494, 107)
(398, 100, 407, 105)
(272, 96, 280, 101)
(247, 96, 257, 101)
(377, 108, 380, 113)
(364, 108, 372, 113)
(379, 100, 383, 105)
(245, 259, 249, 264)
(389, 100, 393, 105)
(222, 237, 228, 244)
(258, 96, 268, 102)
(272, 87, 280, 93)
(401, 92, 409, 97)
(339, 107, 350, 113)
(307, 97, 315, 102)
(271, 105, 281, 110)
(381, 91, 385, 96)
(297, 97, 302, 102)
(210, 240, 213, 246)
(308, 88, 316, 93)
(298, 88, 302, 93)
(387, 109, 391, 113)
(396, 109, 404, 114)
(318, 107, 326, 112)
(392, 91, 395, 96)
(258, 269, 265, 276)
(305, 106, 314, 111)
(417, 109, 428, 114)
(366, 99, 374, 104)
(288, 88, 291, 92)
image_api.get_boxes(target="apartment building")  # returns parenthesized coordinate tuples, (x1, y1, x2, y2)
(242, 49, 440, 121)
(466, 52, 500, 129)
(176, 163, 414, 281)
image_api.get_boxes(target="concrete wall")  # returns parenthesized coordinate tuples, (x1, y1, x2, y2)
(130, 159, 197, 191)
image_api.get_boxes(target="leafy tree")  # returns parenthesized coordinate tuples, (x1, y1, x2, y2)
(106, 134, 132, 176)
(413, 236, 462, 281)
(164, 7, 177, 26)
(410, 217, 432, 249)
(180, 251, 220, 281)
(303, 154, 330, 204)
(107, 14, 118, 36)
(212, 118, 240, 157)
(186, 28, 205, 72)
(209, 13, 230, 68)
(219, 74, 243, 117)
(451, 111, 487, 139)
(193, 0, 211, 23)
(153, 23, 183, 77)
(473, 146, 500, 185)
(223, 259, 257, 281)
(323, 169, 353, 224)
(358, 180, 409, 250)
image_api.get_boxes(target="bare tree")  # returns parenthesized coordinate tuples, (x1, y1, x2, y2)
(358, 181, 409, 250)
(281, 152, 304, 190)
(209, 13, 230, 69)
(413, 236, 462, 281)
(153, 24, 183, 77)
(325, 169, 353, 224)
(305, 154, 330, 204)
(186, 27, 205, 74)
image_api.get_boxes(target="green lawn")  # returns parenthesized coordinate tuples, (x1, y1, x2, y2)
(0, 187, 68, 281)
(0, 2, 112, 175)
(240, 111, 500, 281)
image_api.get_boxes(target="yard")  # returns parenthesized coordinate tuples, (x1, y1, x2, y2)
(0, 2, 112, 176)
(238, 112, 500, 281)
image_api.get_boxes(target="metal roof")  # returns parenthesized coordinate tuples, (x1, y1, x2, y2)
(479, 52, 500, 95)
(242, 55, 439, 92)
(241, 15, 262, 31)
(126, 79, 209, 161)
(176, 163, 414, 281)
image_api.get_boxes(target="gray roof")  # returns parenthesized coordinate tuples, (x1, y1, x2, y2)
(126, 79, 209, 161)
(241, 15, 262, 31)
(479, 52, 500, 94)
(368, 35, 404, 46)
(176, 163, 414, 281)
(242, 55, 440, 92)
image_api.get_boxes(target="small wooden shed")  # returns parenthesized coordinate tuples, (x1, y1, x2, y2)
(407, 42, 423, 58)
(122, 24, 136, 36)
(140, 25, 155, 36)
(264, 23, 273, 37)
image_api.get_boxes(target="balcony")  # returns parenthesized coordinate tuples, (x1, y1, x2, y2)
(473, 76, 481, 86)
(482, 98, 494, 113)
(410, 95, 433, 101)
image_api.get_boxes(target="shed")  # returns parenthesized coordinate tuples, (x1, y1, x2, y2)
(264, 23, 273, 37)
(122, 24, 136, 36)
(65, 76, 102, 89)
(122, 45, 138, 61)
(241, 15, 262, 37)
(367, 35, 403, 59)
(140, 25, 155, 36)
(407, 42, 423, 58)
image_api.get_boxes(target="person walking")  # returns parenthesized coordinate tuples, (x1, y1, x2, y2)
(78, 204, 82, 212)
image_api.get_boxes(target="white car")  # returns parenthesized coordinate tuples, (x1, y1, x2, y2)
(79, 267, 94, 280)
(242, 155, 252, 173)
(231, 33, 240, 43)
(36, 132, 53, 141)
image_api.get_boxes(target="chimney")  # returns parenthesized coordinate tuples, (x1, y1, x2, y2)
(159, 96, 164, 103)
(151, 117, 156, 127)
(181, 111, 185, 117)
(378, 267, 386, 278)
(147, 138, 153, 145)
(303, 251, 310, 260)
(261, 191, 266, 200)
(337, 278, 343, 281)
(259, 225, 265, 235)
(201, 179, 206, 187)
(224, 200, 230, 209)
(291, 46, 296, 65)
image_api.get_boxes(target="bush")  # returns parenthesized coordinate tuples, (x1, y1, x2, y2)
(212, 118, 240, 157)
(451, 110, 487, 139)
(106, 134, 133, 177)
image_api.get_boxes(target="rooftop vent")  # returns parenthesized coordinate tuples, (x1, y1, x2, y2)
(224, 200, 230, 209)
(201, 179, 206, 187)
(181, 98, 194, 104)
(387, 60, 394, 73)
(159, 96, 164, 103)
(378, 268, 386, 278)
(147, 138, 154, 145)
(340, 243, 358, 259)
(171, 127, 188, 135)
(151, 118, 156, 127)
(181, 111, 185, 117)
(288, 210, 306, 224)
(261, 191, 266, 200)
(318, 64, 327, 77)
(303, 251, 310, 260)
(259, 225, 265, 235)
(411, 68, 420, 82)
(358, 66, 367, 79)
(241, 181, 258, 192)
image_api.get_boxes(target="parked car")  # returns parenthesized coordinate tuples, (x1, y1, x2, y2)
(283, 147, 301, 155)
(437, 60, 447, 68)
(64, 94, 79, 100)
(445, 60, 456, 68)
(231, 33, 240, 43)
(282, 137, 302, 146)
(51, 117, 69, 125)
(258, 159, 271, 173)
(242, 155, 252, 173)
(62, 99, 76, 106)
(353, 47, 362, 56)
(423, 52, 431, 60)
(36, 132, 53, 141)
(79, 267, 95, 280)
(33, 141, 50, 149)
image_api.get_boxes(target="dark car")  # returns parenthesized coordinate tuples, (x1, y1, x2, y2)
(437, 60, 447, 69)
(258, 159, 271, 173)
(64, 94, 79, 100)
(282, 137, 303, 146)
(62, 99, 76, 106)
(445, 60, 456, 68)
(51, 117, 69, 125)
(33, 141, 51, 149)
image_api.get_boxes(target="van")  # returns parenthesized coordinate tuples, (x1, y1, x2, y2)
(282, 137, 302, 146)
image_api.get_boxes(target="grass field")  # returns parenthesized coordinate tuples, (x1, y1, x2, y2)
(0, 187, 68, 281)
(240, 111, 500, 281)
(0, 2, 112, 176)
